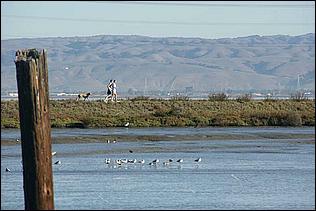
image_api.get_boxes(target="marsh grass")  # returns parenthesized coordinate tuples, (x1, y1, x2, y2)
(1, 99, 314, 128)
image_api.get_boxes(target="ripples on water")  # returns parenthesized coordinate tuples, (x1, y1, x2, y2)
(1, 127, 315, 210)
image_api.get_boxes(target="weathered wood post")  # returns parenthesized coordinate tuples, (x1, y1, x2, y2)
(15, 49, 54, 210)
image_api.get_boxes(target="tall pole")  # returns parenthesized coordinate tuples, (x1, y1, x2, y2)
(297, 74, 301, 90)
(15, 49, 54, 210)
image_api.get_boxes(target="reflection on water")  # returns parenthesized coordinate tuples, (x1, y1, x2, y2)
(1, 127, 315, 210)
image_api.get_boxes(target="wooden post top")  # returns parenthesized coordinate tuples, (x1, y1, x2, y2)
(15, 49, 44, 62)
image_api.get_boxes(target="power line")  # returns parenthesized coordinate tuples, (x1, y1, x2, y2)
(79, 1, 315, 8)
(2, 15, 314, 26)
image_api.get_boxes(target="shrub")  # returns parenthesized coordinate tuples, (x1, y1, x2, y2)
(164, 116, 188, 127)
(1, 119, 20, 128)
(170, 96, 190, 101)
(208, 93, 229, 101)
(153, 106, 170, 117)
(278, 112, 302, 126)
(236, 93, 252, 102)
(130, 96, 150, 101)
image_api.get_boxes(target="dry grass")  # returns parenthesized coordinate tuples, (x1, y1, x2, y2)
(1, 98, 314, 128)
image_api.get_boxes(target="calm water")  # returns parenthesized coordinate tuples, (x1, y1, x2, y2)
(1, 127, 315, 210)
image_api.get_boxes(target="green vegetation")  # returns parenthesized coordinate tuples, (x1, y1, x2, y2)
(208, 93, 229, 101)
(1, 98, 315, 128)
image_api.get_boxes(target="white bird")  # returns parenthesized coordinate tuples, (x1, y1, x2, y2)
(163, 161, 170, 165)
(194, 158, 201, 162)
(124, 122, 130, 127)
(121, 159, 128, 164)
(177, 159, 183, 163)
(105, 158, 111, 164)
(54, 160, 61, 165)
(16, 139, 20, 142)
(128, 159, 136, 163)
(152, 159, 159, 164)
(138, 159, 145, 164)
(106, 140, 110, 143)
(5, 168, 11, 172)
(52, 152, 57, 156)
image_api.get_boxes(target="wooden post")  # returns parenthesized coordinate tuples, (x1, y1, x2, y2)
(15, 49, 54, 210)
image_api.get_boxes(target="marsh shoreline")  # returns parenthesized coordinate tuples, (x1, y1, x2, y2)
(2, 131, 314, 146)
(1, 99, 315, 128)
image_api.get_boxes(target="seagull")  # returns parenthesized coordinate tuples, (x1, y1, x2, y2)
(106, 140, 110, 143)
(16, 139, 20, 142)
(129, 150, 133, 153)
(152, 159, 159, 164)
(54, 160, 61, 165)
(168, 159, 173, 162)
(124, 122, 130, 127)
(163, 161, 170, 165)
(177, 159, 183, 163)
(105, 158, 111, 164)
(131, 159, 137, 163)
(52, 151, 57, 156)
(5, 168, 11, 172)
(194, 158, 201, 162)
(138, 159, 145, 164)
(121, 159, 128, 164)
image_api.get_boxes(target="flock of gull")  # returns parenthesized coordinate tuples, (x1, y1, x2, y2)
(102, 157, 202, 167)
(5, 156, 202, 172)
(51, 157, 202, 168)
(5, 137, 202, 172)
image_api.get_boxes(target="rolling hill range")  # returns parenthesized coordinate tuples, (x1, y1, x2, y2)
(1, 33, 315, 94)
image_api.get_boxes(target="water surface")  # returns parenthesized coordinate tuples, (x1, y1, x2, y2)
(1, 127, 315, 210)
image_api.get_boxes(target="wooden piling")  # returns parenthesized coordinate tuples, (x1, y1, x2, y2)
(15, 49, 54, 210)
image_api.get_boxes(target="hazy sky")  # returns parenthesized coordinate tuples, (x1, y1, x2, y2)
(1, 1, 315, 40)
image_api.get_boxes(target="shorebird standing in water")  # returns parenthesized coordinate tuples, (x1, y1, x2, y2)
(194, 158, 201, 162)
(105, 158, 111, 164)
(54, 160, 61, 165)
(138, 159, 145, 164)
(121, 159, 128, 164)
(128, 159, 137, 163)
(152, 159, 159, 164)
(177, 159, 183, 163)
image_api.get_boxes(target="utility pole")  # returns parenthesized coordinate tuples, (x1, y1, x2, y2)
(15, 49, 54, 210)
(144, 76, 147, 96)
(297, 74, 301, 90)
